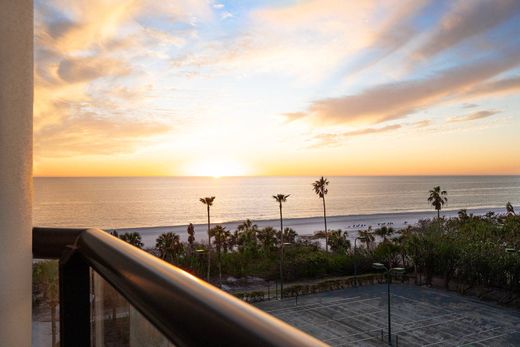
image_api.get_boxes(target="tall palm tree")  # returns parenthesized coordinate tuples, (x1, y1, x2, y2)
(428, 186, 448, 219)
(200, 196, 215, 282)
(313, 176, 330, 252)
(187, 223, 195, 254)
(273, 193, 290, 298)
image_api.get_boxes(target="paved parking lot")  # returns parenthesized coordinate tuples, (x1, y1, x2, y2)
(255, 284, 520, 346)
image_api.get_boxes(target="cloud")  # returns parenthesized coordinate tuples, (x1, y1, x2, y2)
(465, 75, 520, 97)
(311, 124, 402, 148)
(284, 112, 307, 122)
(414, 0, 520, 59)
(346, 0, 430, 72)
(170, 1, 432, 83)
(298, 50, 520, 125)
(410, 120, 431, 128)
(34, 0, 211, 160)
(57, 57, 131, 83)
(36, 114, 172, 157)
(343, 124, 402, 137)
(448, 110, 499, 123)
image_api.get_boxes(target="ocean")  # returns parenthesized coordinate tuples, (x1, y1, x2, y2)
(34, 176, 520, 231)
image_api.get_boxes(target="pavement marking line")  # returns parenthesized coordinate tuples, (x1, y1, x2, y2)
(458, 330, 519, 346)
(296, 308, 386, 330)
(262, 296, 362, 314)
(322, 328, 384, 342)
(334, 333, 388, 347)
(393, 294, 454, 314)
(359, 300, 460, 325)
(392, 315, 467, 337)
(322, 315, 386, 343)
(268, 297, 377, 316)
(421, 326, 503, 347)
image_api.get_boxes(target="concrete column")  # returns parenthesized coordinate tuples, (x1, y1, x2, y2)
(0, 1, 33, 346)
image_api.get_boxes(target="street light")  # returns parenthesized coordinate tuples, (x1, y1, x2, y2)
(373, 263, 405, 346)
(353, 237, 363, 287)
(280, 242, 293, 299)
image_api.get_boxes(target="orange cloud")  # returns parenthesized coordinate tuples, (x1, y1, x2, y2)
(36, 114, 172, 158)
(298, 51, 520, 125)
(448, 110, 499, 123)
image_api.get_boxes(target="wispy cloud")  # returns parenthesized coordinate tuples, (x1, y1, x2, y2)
(413, 0, 520, 59)
(448, 110, 500, 123)
(410, 120, 431, 128)
(311, 124, 402, 148)
(36, 113, 172, 157)
(295, 50, 520, 126)
(465, 75, 520, 97)
(34, 0, 209, 159)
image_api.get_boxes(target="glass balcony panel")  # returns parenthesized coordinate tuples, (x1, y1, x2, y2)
(91, 270, 175, 347)
(32, 259, 60, 347)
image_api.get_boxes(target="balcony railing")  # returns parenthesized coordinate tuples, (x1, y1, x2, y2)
(33, 227, 327, 347)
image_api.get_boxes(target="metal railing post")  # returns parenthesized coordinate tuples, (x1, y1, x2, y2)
(59, 247, 91, 347)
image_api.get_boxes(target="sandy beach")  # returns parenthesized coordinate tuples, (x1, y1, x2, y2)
(117, 206, 510, 248)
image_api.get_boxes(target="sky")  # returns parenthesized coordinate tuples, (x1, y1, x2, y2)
(34, 0, 520, 177)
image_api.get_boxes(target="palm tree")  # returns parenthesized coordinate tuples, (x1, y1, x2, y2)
(328, 229, 351, 253)
(237, 219, 259, 254)
(119, 232, 144, 248)
(155, 232, 182, 262)
(374, 226, 395, 242)
(506, 202, 516, 216)
(313, 176, 330, 252)
(357, 228, 375, 251)
(278, 227, 298, 245)
(200, 196, 215, 282)
(257, 226, 278, 253)
(187, 223, 195, 253)
(428, 186, 448, 219)
(273, 193, 290, 298)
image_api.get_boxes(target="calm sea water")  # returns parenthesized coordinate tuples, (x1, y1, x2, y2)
(33, 176, 520, 229)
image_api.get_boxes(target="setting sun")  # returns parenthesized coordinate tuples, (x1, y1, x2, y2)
(184, 158, 248, 177)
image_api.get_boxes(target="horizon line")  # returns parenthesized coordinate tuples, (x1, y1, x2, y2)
(33, 174, 520, 178)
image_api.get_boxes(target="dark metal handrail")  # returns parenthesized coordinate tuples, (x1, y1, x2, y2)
(33, 227, 327, 347)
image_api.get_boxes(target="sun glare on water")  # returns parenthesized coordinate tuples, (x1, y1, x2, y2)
(185, 158, 247, 178)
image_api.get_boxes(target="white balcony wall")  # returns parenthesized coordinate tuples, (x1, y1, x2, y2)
(0, 0, 33, 346)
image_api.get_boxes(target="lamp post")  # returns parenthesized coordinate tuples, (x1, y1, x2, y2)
(373, 263, 405, 346)
(280, 242, 293, 299)
(353, 237, 362, 287)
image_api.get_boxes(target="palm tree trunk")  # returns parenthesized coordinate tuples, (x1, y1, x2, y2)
(207, 205, 211, 282)
(279, 203, 284, 299)
(322, 196, 328, 252)
(437, 209, 440, 219)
